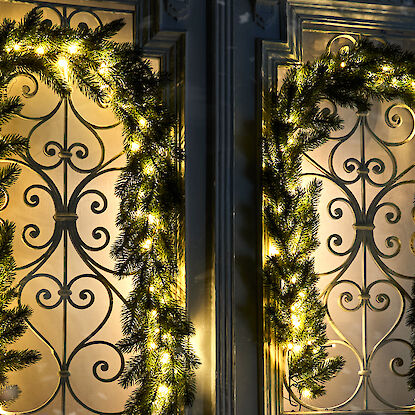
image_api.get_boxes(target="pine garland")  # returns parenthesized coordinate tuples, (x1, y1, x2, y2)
(263, 37, 415, 399)
(0, 9, 199, 413)
(0, 158, 40, 404)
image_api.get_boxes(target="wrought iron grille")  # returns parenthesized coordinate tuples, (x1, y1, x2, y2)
(0, 1, 138, 414)
(276, 35, 415, 414)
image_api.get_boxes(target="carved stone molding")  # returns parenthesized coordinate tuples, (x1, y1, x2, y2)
(285, 0, 415, 57)
(263, 0, 415, 90)
(209, 0, 235, 413)
(143, 31, 185, 163)
(164, 0, 190, 21)
(254, 0, 280, 29)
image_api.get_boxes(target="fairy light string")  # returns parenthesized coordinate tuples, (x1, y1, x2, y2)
(263, 37, 415, 399)
(0, 9, 198, 414)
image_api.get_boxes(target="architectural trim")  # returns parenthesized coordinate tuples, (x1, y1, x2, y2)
(253, 0, 280, 29)
(164, 0, 190, 21)
(209, 0, 236, 414)
(283, 0, 415, 61)
(143, 31, 185, 145)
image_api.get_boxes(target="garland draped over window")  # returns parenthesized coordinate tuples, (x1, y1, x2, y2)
(0, 9, 198, 414)
(263, 37, 415, 399)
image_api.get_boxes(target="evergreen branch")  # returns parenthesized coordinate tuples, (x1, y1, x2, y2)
(264, 37, 415, 400)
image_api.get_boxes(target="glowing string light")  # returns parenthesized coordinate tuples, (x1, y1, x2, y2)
(291, 315, 301, 328)
(291, 302, 301, 312)
(293, 344, 302, 353)
(139, 117, 148, 128)
(269, 244, 280, 256)
(68, 43, 78, 54)
(131, 141, 141, 152)
(148, 214, 158, 225)
(141, 238, 152, 250)
(157, 384, 170, 398)
(98, 62, 109, 75)
(302, 389, 312, 399)
(35, 46, 45, 55)
(160, 353, 170, 364)
(143, 163, 155, 176)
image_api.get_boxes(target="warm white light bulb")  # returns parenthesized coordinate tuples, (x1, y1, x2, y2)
(68, 43, 78, 54)
(158, 384, 170, 397)
(58, 58, 68, 69)
(35, 46, 45, 55)
(160, 353, 170, 364)
(149, 341, 157, 350)
(98, 63, 109, 75)
(302, 389, 312, 399)
(299, 291, 306, 298)
(142, 238, 152, 250)
(269, 245, 280, 256)
(151, 309, 157, 317)
(131, 141, 141, 152)
(139, 117, 148, 128)
(143, 163, 155, 176)
(340, 61, 346, 68)
(290, 276, 297, 284)
(382, 65, 392, 72)
(293, 344, 302, 353)
(287, 343, 293, 350)
(148, 214, 158, 225)
(149, 285, 155, 293)
(13, 44, 21, 51)
(291, 315, 301, 328)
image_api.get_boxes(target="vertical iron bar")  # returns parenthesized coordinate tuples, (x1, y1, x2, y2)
(62, 10, 68, 410)
(360, 114, 368, 411)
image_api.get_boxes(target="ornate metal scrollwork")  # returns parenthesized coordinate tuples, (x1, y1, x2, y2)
(1, 3, 133, 414)
(282, 34, 415, 413)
